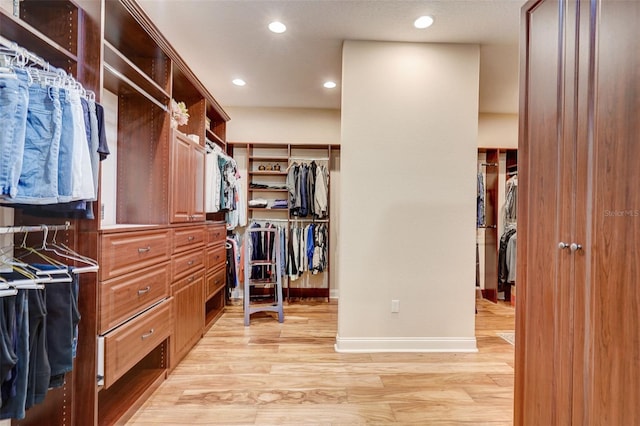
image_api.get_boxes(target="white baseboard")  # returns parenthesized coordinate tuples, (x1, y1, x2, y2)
(334, 335, 478, 353)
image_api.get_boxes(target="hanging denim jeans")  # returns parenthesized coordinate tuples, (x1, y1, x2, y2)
(12, 83, 61, 204)
(0, 290, 29, 420)
(0, 69, 29, 200)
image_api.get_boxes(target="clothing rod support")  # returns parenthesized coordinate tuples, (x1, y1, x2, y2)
(0, 221, 71, 235)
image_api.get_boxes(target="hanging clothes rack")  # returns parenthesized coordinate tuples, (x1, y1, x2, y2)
(0, 222, 71, 235)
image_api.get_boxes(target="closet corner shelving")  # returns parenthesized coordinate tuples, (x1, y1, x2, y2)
(229, 142, 338, 302)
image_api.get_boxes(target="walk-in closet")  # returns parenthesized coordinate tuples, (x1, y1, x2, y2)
(476, 148, 517, 305)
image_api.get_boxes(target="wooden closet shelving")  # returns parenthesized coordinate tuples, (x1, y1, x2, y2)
(0, 1, 230, 424)
(229, 142, 338, 302)
(477, 148, 517, 303)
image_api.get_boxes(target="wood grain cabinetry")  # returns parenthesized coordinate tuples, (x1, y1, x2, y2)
(3, 0, 229, 423)
(205, 221, 227, 327)
(170, 225, 207, 368)
(170, 131, 206, 223)
(99, 228, 172, 280)
(171, 270, 205, 367)
(102, 301, 172, 388)
(516, 1, 640, 424)
(99, 261, 171, 334)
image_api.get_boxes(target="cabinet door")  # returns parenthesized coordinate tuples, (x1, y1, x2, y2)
(192, 143, 206, 221)
(515, 1, 576, 424)
(576, 2, 640, 423)
(171, 271, 205, 367)
(171, 131, 194, 223)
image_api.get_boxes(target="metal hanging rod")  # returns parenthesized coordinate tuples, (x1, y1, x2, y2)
(0, 35, 49, 70)
(0, 221, 71, 235)
(290, 218, 329, 223)
(480, 162, 498, 167)
(290, 157, 330, 162)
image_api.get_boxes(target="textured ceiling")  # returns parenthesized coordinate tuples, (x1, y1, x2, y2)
(138, 0, 525, 113)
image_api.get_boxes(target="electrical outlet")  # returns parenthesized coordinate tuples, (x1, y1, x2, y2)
(391, 299, 400, 313)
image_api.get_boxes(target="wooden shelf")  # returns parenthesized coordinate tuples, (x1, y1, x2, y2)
(248, 188, 288, 192)
(0, 9, 78, 67)
(249, 156, 289, 162)
(104, 41, 170, 105)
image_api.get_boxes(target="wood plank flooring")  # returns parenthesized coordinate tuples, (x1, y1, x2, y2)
(126, 299, 515, 425)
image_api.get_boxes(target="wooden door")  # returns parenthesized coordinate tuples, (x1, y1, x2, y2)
(515, 0, 576, 424)
(170, 131, 193, 222)
(575, 1, 640, 423)
(191, 143, 206, 222)
(171, 272, 205, 367)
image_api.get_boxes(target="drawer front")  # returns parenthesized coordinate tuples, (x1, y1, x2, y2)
(172, 247, 205, 281)
(206, 243, 226, 270)
(103, 300, 172, 388)
(173, 225, 206, 253)
(205, 266, 226, 301)
(99, 261, 171, 334)
(206, 222, 226, 246)
(100, 229, 171, 281)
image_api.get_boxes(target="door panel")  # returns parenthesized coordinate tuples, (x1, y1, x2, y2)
(516, 1, 571, 424)
(584, 2, 640, 424)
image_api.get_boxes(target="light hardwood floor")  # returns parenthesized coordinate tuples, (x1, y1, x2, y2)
(126, 299, 515, 425)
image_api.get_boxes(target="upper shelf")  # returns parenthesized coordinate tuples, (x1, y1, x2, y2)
(103, 40, 170, 107)
(0, 8, 78, 68)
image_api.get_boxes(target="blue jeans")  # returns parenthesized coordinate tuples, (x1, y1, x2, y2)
(66, 89, 94, 201)
(0, 69, 29, 199)
(12, 83, 62, 204)
(0, 290, 29, 420)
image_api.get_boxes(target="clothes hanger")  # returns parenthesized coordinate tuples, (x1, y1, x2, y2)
(15, 231, 72, 283)
(45, 227, 99, 274)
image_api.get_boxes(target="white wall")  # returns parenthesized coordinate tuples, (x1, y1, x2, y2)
(226, 107, 340, 144)
(478, 113, 518, 148)
(337, 41, 479, 352)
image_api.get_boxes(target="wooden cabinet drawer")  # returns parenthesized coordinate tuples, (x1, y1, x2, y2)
(100, 229, 171, 281)
(99, 261, 171, 334)
(173, 225, 205, 253)
(172, 247, 205, 281)
(103, 300, 172, 388)
(205, 266, 226, 301)
(206, 242, 226, 270)
(206, 222, 226, 245)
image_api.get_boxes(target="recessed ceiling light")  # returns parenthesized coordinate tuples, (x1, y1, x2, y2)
(323, 81, 337, 89)
(268, 21, 287, 33)
(414, 15, 434, 29)
(232, 78, 246, 86)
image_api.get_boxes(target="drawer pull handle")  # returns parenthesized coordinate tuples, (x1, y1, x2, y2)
(188, 260, 194, 265)
(138, 246, 151, 253)
(137, 286, 151, 296)
(188, 236, 195, 241)
(141, 329, 154, 340)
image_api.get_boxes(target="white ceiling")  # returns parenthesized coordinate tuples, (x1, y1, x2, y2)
(138, 0, 525, 114)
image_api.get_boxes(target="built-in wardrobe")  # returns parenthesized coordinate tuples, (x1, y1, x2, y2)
(1, 1, 230, 425)
(516, 0, 640, 424)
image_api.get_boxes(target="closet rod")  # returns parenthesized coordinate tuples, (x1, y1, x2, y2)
(290, 157, 329, 161)
(0, 221, 71, 235)
(0, 35, 49, 70)
(290, 218, 329, 223)
(250, 219, 289, 223)
(480, 162, 498, 167)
